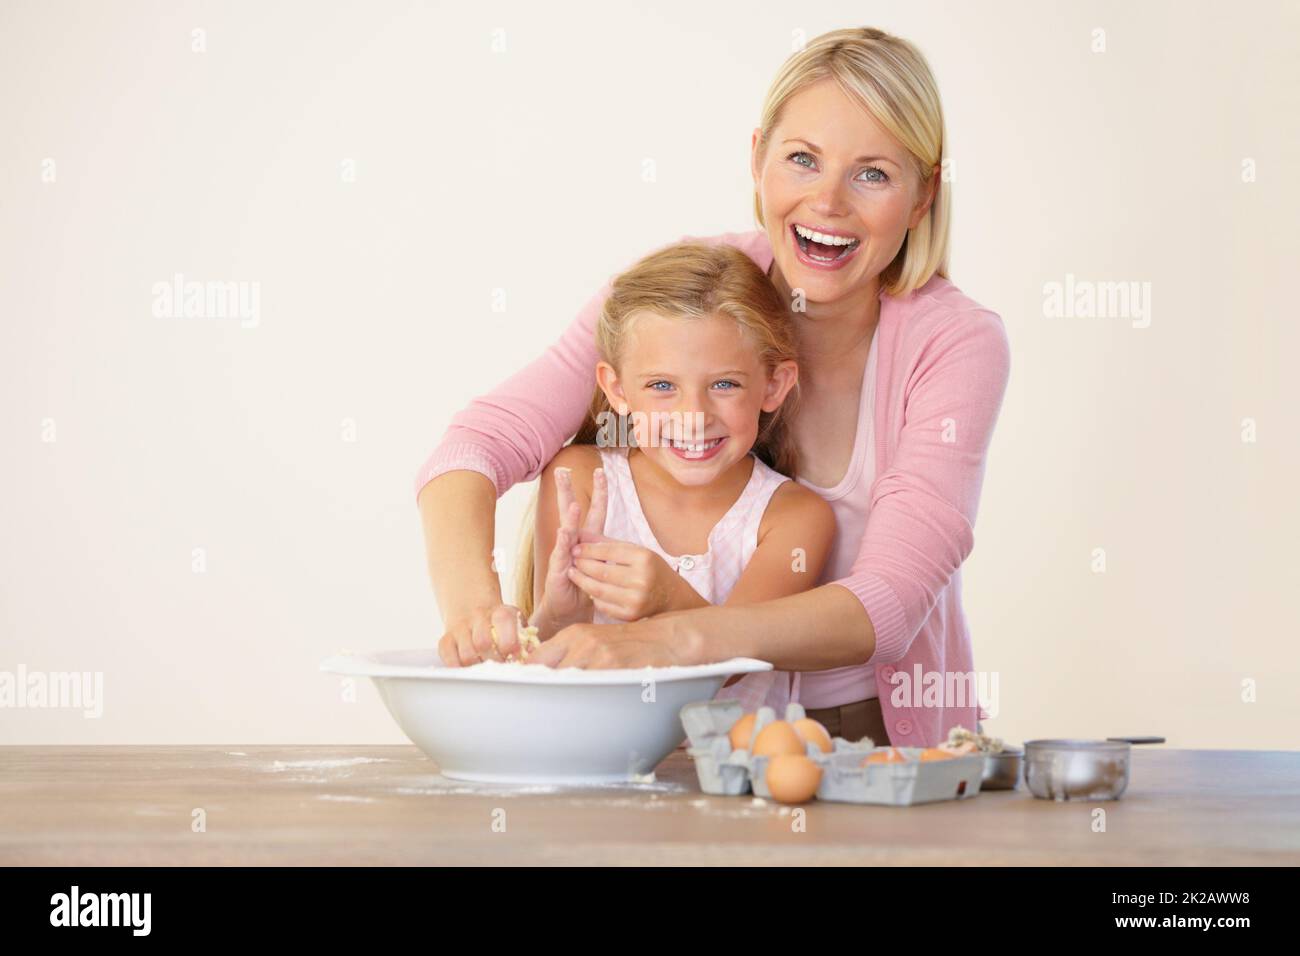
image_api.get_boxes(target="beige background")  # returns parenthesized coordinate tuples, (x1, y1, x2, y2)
(1, 1, 1297, 747)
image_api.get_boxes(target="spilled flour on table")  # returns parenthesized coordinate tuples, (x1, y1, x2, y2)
(394, 782, 563, 797)
(390, 773, 689, 799)
(264, 757, 398, 772)
(316, 793, 380, 804)
(552, 792, 779, 818)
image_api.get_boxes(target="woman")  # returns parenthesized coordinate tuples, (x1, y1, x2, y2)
(414, 27, 1011, 748)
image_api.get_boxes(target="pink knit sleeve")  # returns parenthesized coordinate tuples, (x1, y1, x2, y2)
(413, 279, 610, 500)
(833, 309, 1012, 666)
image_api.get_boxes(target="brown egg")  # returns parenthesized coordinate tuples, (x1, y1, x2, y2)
(752, 720, 805, 758)
(765, 754, 823, 804)
(792, 718, 833, 754)
(861, 747, 910, 766)
(919, 747, 955, 762)
(728, 713, 757, 752)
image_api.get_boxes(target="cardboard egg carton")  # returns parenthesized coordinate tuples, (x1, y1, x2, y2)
(680, 699, 871, 798)
(680, 699, 984, 806)
(679, 699, 753, 796)
(816, 747, 984, 805)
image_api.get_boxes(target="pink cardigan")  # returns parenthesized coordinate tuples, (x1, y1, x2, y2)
(414, 230, 1011, 747)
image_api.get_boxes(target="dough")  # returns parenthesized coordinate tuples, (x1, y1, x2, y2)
(490, 616, 540, 663)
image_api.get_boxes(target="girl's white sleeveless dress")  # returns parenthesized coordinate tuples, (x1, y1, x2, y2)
(593, 446, 798, 711)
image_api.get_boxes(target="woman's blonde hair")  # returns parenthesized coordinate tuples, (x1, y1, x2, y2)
(514, 242, 800, 619)
(753, 26, 950, 297)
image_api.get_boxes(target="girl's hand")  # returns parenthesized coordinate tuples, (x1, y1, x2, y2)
(567, 540, 708, 621)
(438, 604, 528, 667)
(530, 467, 608, 637)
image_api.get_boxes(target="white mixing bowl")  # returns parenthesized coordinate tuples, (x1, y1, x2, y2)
(320, 649, 773, 784)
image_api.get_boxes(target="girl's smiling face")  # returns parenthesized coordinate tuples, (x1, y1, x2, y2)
(596, 311, 796, 488)
(752, 79, 938, 307)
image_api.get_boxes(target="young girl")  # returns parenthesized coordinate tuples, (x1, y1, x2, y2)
(514, 242, 836, 710)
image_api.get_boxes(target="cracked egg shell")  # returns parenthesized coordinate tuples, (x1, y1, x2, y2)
(792, 718, 833, 754)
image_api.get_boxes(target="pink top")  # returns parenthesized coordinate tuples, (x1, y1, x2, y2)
(791, 327, 880, 708)
(414, 229, 1011, 747)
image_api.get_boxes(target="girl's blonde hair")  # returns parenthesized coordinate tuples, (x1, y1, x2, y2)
(753, 26, 950, 297)
(514, 242, 800, 619)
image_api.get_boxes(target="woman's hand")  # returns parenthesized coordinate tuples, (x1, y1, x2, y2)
(567, 540, 708, 620)
(525, 614, 703, 670)
(530, 467, 606, 638)
(437, 604, 529, 667)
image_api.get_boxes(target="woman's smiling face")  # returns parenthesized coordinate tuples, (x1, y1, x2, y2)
(752, 79, 938, 306)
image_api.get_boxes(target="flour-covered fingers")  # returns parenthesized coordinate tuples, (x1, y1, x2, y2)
(554, 467, 576, 523)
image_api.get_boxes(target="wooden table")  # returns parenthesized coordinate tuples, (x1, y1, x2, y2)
(3, 746, 1297, 865)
